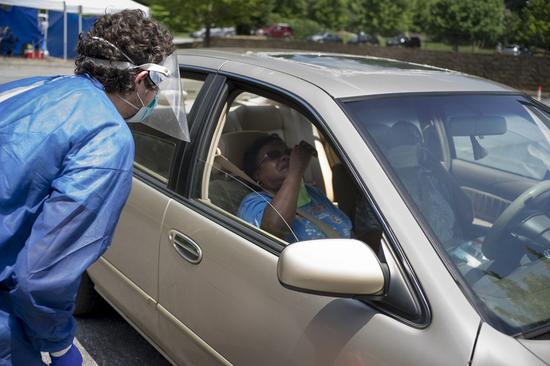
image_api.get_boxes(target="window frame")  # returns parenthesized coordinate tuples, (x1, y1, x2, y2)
(130, 123, 178, 183)
(129, 66, 217, 195)
(185, 77, 334, 241)
(196, 86, 331, 245)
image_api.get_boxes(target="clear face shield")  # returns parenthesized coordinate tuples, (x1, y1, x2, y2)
(87, 37, 189, 141)
(138, 53, 189, 141)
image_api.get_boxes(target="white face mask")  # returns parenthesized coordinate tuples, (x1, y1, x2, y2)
(119, 90, 159, 123)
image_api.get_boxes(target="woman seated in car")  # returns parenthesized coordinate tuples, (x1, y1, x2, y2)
(238, 134, 352, 242)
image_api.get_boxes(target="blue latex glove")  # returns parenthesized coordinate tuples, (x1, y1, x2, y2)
(50, 344, 83, 366)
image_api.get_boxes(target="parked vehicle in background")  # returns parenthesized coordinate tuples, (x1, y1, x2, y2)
(190, 27, 235, 39)
(386, 34, 421, 48)
(307, 32, 343, 43)
(347, 32, 379, 46)
(256, 23, 293, 39)
(500, 44, 531, 56)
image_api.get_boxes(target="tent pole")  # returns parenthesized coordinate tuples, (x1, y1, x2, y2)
(78, 6, 82, 35)
(63, 1, 67, 60)
(44, 11, 49, 56)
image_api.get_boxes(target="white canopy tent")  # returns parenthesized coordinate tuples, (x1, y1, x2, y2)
(0, 0, 149, 59)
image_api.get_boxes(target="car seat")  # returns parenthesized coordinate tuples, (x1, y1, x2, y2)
(208, 131, 270, 214)
(224, 102, 327, 193)
(383, 121, 474, 248)
(332, 123, 390, 224)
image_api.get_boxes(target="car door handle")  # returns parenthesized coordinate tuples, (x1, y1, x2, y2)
(168, 230, 202, 264)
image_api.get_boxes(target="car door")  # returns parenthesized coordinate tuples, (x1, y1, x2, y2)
(156, 62, 482, 366)
(86, 68, 212, 348)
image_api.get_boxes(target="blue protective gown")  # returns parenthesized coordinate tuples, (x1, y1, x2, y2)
(0, 74, 134, 365)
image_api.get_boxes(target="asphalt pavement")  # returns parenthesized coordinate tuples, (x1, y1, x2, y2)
(39, 300, 171, 366)
(74, 301, 171, 366)
(0, 57, 74, 84)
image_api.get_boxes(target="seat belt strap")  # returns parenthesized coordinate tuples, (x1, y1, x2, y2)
(295, 208, 341, 239)
(213, 154, 258, 187)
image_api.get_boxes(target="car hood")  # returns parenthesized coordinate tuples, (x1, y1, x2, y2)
(472, 323, 549, 365)
(517, 338, 550, 364)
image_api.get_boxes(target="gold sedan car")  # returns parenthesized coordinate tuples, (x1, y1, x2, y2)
(77, 50, 550, 366)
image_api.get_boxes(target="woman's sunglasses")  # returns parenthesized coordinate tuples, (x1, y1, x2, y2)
(256, 148, 292, 170)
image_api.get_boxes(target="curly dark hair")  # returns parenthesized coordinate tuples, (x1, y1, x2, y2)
(75, 9, 175, 94)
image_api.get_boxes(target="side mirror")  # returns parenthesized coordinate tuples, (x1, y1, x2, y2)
(277, 239, 386, 296)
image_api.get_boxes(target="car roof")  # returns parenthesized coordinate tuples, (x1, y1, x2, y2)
(178, 48, 514, 98)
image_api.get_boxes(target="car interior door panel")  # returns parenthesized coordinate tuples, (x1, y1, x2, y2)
(461, 186, 511, 225)
(451, 159, 536, 222)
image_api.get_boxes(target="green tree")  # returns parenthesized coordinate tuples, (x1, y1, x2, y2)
(504, 0, 528, 13)
(502, 7, 523, 44)
(148, 3, 196, 32)
(430, 0, 505, 51)
(346, 0, 368, 35)
(410, 0, 435, 33)
(361, 0, 412, 36)
(272, 0, 307, 19)
(267, 13, 324, 39)
(151, 0, 270, 45)
(309, 0, 349, 30)
(521, 0, 550, 50)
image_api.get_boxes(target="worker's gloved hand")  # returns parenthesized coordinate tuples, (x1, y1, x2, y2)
(50, 344, 83, 366)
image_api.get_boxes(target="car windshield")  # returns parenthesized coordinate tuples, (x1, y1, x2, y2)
(343, 94, 550, 336)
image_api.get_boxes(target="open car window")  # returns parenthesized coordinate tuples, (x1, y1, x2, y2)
(197, 90, 383, 251)
(131, 74, 206, 184)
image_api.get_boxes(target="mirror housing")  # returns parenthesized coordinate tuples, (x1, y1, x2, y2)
(277, 239, 386, 296)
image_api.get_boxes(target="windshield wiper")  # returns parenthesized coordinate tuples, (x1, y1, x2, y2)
(517, 321, 550, 340)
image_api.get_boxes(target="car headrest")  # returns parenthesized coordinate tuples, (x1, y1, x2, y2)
(384, 121, 423, 169)
(224, 105, 285, 134)
(218, 131, 272, 170)
(240, 105, 285, 131)
(366, 123, 391, 141)
(386, 121, 423, 148)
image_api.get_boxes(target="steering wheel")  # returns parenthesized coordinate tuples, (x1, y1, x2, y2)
(483, 180, 550, 259)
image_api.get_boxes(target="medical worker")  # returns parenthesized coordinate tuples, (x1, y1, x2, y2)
(0, 9, 187, 365)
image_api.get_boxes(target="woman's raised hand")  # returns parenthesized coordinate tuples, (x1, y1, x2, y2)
(289, 140, 317, 174)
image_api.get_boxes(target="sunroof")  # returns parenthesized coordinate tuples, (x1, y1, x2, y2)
(270, 54, 436, 72)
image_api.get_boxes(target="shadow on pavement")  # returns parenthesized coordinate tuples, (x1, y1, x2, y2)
(75, 300, 171, 366)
